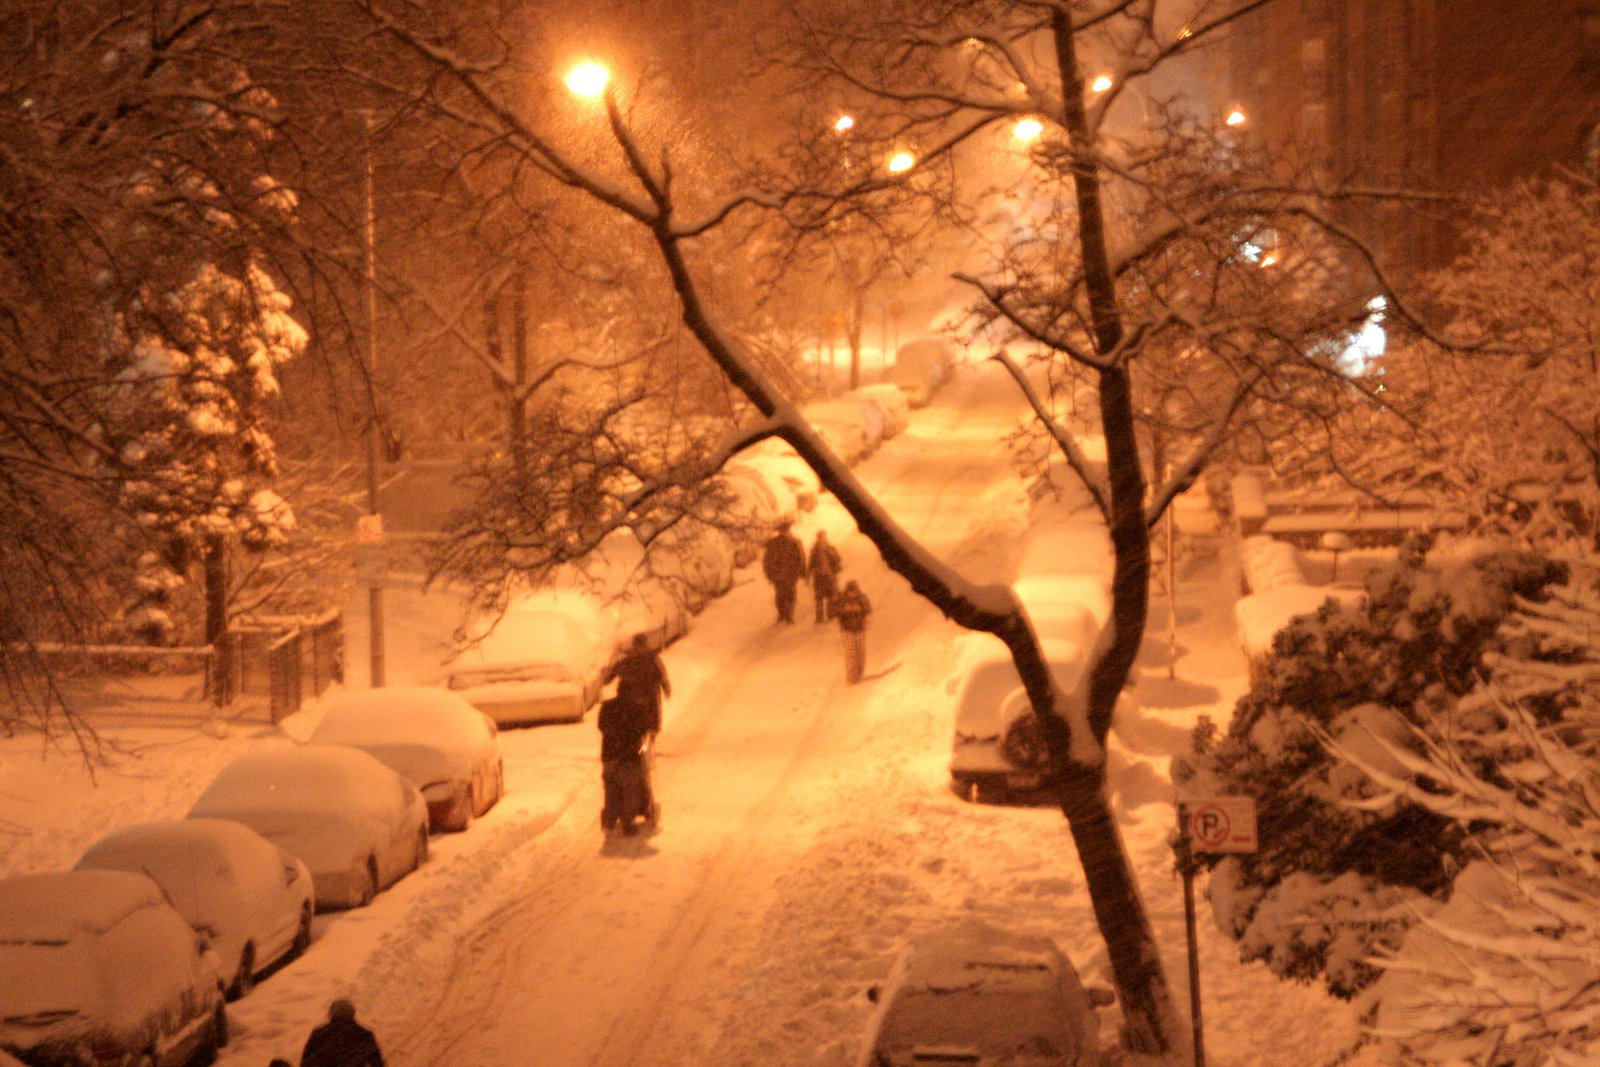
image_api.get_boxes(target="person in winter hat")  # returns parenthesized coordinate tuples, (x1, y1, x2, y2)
(807, 529, 842, 623)
(761, 520, 806, 624)
(833, 579, 873, 684)
(301, 998, 385, 1067)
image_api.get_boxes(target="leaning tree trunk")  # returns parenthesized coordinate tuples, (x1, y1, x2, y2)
(1044, 7, 1185, 1059)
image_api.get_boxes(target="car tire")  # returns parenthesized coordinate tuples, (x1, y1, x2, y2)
(228, 943, 255, 1001)
(290, 903, 313, 960)
(1000, 713, 1050, 770)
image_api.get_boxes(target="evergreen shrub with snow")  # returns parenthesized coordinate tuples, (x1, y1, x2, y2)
(1175, 545, 1568, 996)
(1356, 561, 1600, 1064)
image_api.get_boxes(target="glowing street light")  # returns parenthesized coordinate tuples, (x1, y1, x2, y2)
(1090, 74, 1113, 93)
(834, 114, 855, 133)
(565, 62, 610, 98)
(1225, 107, 1247, 127)
(886, 150, 916, 174)
(1013, 117, 1044, 142)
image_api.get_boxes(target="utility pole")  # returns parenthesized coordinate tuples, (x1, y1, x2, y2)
(362, 110, 386, 688)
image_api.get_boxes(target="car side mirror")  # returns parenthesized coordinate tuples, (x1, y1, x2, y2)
(1086, 986, 1116, 1008)
(866, 985, 880, 1004)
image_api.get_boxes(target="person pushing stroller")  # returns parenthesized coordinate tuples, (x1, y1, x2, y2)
(599, 634, 668, 834)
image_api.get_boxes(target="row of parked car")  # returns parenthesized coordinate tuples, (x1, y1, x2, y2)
(0, 685, 504, 1067)
(438, 376, 929, 730)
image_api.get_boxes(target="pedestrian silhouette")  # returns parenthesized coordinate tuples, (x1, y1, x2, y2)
(301, 998, 384, 1067)
(761, 520, 806, 624)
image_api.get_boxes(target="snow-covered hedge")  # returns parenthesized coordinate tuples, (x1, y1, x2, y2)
(1176, 545, 1570, 999)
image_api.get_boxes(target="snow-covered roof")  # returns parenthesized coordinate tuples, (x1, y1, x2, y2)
(311, 686, 495, 786)
(316, 686, 494, 750)
(0, 869, 164, 943)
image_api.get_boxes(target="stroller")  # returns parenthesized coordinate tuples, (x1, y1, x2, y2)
(600, 697, 659, 835)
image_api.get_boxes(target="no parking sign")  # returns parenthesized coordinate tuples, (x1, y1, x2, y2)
(1177, 795, 1258, 1067)
(1186, 796, 1258, 853)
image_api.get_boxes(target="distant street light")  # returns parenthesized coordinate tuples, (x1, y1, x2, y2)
(886, 150, 916, 173)
(834, 114, 855, 132)
(1225, 107, 1247, 127)
(566, 62, 610, 97)
(1013, 117, 1044, 142)
(1090, 74, 1113, 93)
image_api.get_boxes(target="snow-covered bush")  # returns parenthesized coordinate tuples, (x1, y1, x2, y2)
(1329, 563, 1600, 1065)
(1175, 544, 1569, 997)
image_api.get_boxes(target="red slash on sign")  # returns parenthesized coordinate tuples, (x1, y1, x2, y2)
(1187, 797, 1258, 853)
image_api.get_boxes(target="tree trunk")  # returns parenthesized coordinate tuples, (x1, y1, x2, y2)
(1047, 8, 1184, 1059)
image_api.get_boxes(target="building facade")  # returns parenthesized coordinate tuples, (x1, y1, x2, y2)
(1228, 0, 1600, 274)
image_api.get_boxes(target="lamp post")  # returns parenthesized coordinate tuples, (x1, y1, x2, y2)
(361, 110, 386, 688)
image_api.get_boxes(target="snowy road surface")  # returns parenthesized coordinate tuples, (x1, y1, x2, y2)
(1, 363, 1368, 1067)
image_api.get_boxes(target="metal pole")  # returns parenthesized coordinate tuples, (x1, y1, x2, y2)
(1177, 804, 1206, 1067)
(1167, 474, 1178, 680)
(362, 110, 386, 688)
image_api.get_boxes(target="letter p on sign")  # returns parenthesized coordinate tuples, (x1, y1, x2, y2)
(1187, 797, 1258, 853)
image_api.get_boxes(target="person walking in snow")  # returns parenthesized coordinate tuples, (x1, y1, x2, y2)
(834, 579, 873, 684)
(807, 529, 842, 623)
(761, 520, 806, 624)
(300, 998, 385, 1067)
(609, 632, 670, 734)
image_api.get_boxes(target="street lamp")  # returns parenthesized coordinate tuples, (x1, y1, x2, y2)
(834, 114, 855, 133)
(566, 61, 609, 98)
(1013, 117, 1044, 142)
(1225, 107, 1247, 127)
(886, 150, 916, 173)
(1090, 74, 1114, 93)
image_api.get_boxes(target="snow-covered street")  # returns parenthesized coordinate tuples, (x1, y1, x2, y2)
(2, 365, 1365, 1066)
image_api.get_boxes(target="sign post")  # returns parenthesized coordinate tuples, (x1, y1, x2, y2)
(1177, 796, 1258, 1067)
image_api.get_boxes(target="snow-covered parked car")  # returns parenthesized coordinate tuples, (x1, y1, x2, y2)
(445, 594, 617, 725)
(801, 400, 873, 463)
(725, 461, 799, 526)
(886, 338, 955, 407)
(188, 747, 430, 911)
(858, 919, 1109, 1067)
(947, 634, 1088, 803)
(650, 520, 737, 612)
(0, 870, 229, 1067)
(735, 439, 821, 511)
(848, 383, 910, 438)
(75, 819, 314, 1000)
(713, 464, 796, 564)
(310, 686, 505, 832)
(1013, 574, 1110, 643)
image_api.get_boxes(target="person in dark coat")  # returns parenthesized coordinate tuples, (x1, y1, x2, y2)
(761, 520, 806, 624)
(598, 692, 656, 834)
(301, 998, 384, 1067)
(609, 632, 670, 733)
(807, 529, 842, 624)
(834, 579, 873, 684)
